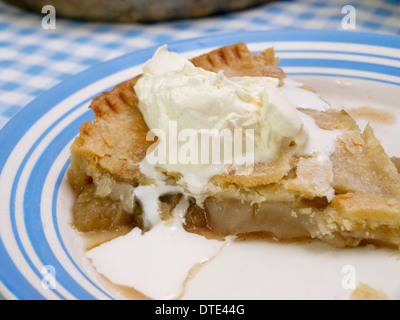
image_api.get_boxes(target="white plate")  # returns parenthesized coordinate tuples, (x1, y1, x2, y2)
(1, 30, 400, 300)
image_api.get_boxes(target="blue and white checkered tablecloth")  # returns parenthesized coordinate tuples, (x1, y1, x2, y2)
(0, 0, 399, 129)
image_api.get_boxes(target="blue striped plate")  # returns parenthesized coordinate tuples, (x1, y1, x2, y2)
(0, 30, 400, 300)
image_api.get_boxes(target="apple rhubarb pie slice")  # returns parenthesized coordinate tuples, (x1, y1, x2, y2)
(67, 42, 400, 249)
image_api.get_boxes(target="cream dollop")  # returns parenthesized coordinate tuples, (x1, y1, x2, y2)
(134, 45, 310, 195)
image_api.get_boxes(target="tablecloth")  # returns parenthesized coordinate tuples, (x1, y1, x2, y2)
(0, 0, 399, 130)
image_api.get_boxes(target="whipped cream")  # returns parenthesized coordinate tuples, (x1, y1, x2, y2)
(134, 45, 315, 195)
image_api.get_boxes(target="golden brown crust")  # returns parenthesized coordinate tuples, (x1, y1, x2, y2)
(299, 109, 400, 200)
(190, 42, 285, 83)
(331, 123, 400, 199)
(68, 75, 152, 193)
(325, 193, 400, 247)
(210, 155, 292, 188)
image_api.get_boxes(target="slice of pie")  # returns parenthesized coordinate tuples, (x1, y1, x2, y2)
(67, 42, 400, 249)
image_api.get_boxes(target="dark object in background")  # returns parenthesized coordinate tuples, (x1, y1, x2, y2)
(3, 0, 272, 22)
